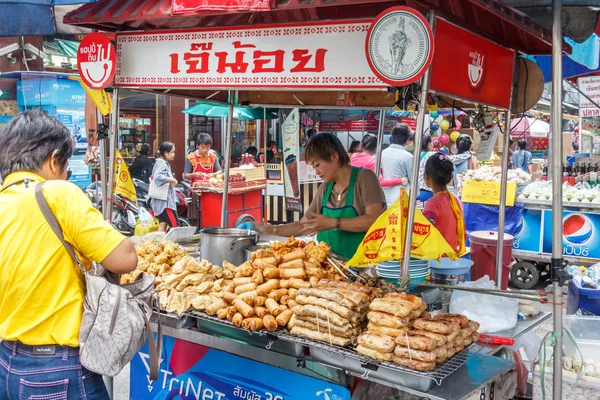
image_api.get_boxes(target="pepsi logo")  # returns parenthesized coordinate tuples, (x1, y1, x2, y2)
(563, 214, 593, 244)
(513, 216, 524, 236)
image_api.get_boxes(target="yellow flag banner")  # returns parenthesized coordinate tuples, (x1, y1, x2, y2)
(69, 76, 112, 116)
(114, 151, 137, 203)
(346, 189, 457, 268)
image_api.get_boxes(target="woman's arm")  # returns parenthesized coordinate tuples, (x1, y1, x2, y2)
(379, 176, 407, 187)
(153, 163, 177, 185)
(300, 202, 385, 234)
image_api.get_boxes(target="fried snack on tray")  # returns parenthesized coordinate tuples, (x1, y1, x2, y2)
(366, 323, 409, 338)
(408, 330, 447, 347)
(395, 334, 438, 351)
(356, 345, 393, 361)
(433, 313, 469, 328)
(412, 319, 459, 335)
(394, 347, 437, 363)
(369, 298, 414, 318)
(357, 332, 396, 353)
(290, 326, 353, 347)
(391, 356, 436, 371)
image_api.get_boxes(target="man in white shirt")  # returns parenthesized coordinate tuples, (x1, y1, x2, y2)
(381, 124, 414, 206)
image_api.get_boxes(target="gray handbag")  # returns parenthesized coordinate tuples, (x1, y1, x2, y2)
(35, 183, 161, 380)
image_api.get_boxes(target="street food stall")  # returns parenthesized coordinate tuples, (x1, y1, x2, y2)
(65, 0, 566, 398)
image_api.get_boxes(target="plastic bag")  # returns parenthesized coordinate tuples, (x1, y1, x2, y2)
(463, 202, 524, 244)
(449, 276, 518, 333)
(134, 207, 158, 236)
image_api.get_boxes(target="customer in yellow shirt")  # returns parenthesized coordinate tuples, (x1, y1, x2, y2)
(0, 109, 137, 399)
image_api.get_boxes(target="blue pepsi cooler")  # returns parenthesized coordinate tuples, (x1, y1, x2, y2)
(568, 277, 600, 315)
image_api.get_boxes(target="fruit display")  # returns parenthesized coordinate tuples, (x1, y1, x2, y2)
(462, 166, 532, 184)
(519, 181, 600, 204)
(228, 172, 246, 182)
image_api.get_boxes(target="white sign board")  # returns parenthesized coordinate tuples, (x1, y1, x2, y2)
(476, 124, 500, 161)
(115, 21, 386, 90)
(578, 76, 600, 113)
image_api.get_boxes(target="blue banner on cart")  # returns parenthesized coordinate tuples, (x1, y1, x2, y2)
(130, 335, 351, 400)
(542, 210, 600, 259)
(512, 208, 542, 253)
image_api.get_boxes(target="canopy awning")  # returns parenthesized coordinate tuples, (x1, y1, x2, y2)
(63, 0, 567, 55)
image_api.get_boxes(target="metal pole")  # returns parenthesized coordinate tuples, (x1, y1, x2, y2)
(221, 90, 235, 227)
(375, 110, 385, 176)
(495, 56, 519, 287)
(551, 0, 564, 397)
(106, 87, 119, 223)
(401, 11, 435, 282)
(263, 108, 268, 224)
(97, 110, 109, 220)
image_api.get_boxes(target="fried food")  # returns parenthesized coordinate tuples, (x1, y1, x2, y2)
(290, 326, 352, 347)
(367, 311, 411, 329)
(369, 298, 414, 318)
(366, 323, 409, 338)
(356, 345, 393, 361)
(394, 347, 437, 363)
(413, 319, 459, 335)
(391, 356, 436, 371)
(395, 334, 438, 351)
(408, 330, 447, 347)
(357, 332, 396, 353)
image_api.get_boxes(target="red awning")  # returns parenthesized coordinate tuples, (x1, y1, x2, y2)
(64, 0, 565, 55)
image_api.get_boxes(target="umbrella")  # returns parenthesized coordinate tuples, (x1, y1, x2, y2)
(510, 117, 550, 138)
(183, 101, 278, 120)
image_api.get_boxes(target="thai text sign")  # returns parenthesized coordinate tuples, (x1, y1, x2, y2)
(462, 180, 516, 207)
(173, 0, 270, 14)
(115, 21, 387, 89)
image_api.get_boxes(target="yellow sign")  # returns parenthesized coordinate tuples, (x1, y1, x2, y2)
(462, 180, 517, 206)
(346, 189, 458, 268)
(114, 151, 137, 203)
(69, 76, 112, 116)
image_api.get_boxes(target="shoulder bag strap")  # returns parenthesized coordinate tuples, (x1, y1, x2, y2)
(34, 183, 86, 274)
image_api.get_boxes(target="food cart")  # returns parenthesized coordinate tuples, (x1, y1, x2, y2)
(65, 0, 565, 398)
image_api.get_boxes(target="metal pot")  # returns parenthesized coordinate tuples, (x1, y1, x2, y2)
(200, 228, 258, 267)
(244, 243, 271, 261)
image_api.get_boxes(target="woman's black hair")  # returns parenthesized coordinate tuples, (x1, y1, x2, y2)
(0, 109, 73, 178)
(361, 134, 378, 154)
(348, 140, 361, 154)
(246, 146, 258, 156)
(456, 135, 473, 154)
(304, 132, 350, 166)
(158, 141, 175, 158)
(140, 144, 150, 156)
(518, 139, 527, 150)
(421, 133, 432, 152)
(425, 152, 454, 186)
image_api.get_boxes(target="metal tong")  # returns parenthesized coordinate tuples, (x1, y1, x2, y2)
(327, 253, 369, 284)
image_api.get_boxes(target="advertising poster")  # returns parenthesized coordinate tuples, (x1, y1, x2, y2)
(57, 108, 92, 189)
(512, 208, 543, 253)
(282, 109, 301, 212)
(130, 335, 351, 400)
(542, 210, 600, 259)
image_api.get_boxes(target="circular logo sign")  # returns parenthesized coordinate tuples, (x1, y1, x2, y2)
(77, 32, 116, 90)
(365, 7, 434, 86)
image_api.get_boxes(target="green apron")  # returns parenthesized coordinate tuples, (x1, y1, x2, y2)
(316, 167, 366, 259)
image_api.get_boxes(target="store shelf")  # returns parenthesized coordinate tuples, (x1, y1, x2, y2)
(519, 199, 600, 210)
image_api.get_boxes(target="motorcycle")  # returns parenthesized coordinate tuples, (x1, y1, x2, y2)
(85, 180, 192, 235)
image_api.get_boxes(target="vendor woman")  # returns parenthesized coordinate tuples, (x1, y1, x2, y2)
(183, 133, 222, 185)
(254, 133, 386, 259)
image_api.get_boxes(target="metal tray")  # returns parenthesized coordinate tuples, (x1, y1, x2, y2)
(277, 332, 471, 392)
(152, 310, 195, 329)
(187, 311, 304, 357)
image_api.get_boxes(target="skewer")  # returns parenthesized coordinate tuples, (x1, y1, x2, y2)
(408, 280, 558, 304)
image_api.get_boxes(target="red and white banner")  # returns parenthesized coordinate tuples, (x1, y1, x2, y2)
(172, 0, 270, 14)
(429, 18, 515, 109)
(115, 21, 387, 90)
(578, 76, 600, 116)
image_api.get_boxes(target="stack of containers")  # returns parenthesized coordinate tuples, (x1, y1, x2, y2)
(376, 259, 430, 289)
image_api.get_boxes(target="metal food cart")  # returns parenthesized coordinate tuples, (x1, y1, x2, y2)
(64, 0, 564, 398)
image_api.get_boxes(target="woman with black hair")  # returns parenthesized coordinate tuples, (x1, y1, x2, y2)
(348, 140, 361, 157)
(351, 134, 407, 187)
(151, 142, 179, 232)
(423, 153, 466, 253)
(254, 133, 386, 259)
(454, 135, 479, 175)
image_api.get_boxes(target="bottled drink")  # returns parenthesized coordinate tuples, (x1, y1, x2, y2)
(542, 164, 548, 181)
(562, 163, 569, 184)
(575, 163, 581, 176)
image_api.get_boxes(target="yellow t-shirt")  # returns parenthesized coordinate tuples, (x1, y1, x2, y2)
(0, 172, 126, 347)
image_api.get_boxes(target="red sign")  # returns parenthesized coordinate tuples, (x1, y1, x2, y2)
(77, 33, 116, 90)
(172, 0, 270, 14)
(429, 19, 515, 109)
(319, 117, 416, 132)
(365, 7, 434, 86)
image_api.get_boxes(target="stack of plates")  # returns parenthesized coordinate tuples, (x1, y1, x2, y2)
(376, 259, 430, 286)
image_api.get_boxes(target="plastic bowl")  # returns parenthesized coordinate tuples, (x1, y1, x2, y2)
(428, 258, 474, 275)
(409, 274, 427, 290)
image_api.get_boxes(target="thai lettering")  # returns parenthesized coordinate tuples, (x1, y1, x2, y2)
(233, 386, 264, 400)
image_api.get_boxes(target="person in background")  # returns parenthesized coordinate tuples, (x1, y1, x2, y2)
(129, 144, 155, 183)
(183, 133, 222, 186)
(423, 153, 466, 253)
(151, 142, 179, 232)
(252, 133, 386, 259)
(348, 140, 361, 157)
(266, 141, 280, 163)
(0, 109, 137, 399)
(418, 134, 472, 202)
(454, 135, 479, 175)
(512, 139, 533, 173)
(351, 134, 407, 188)
(381, 124, 414, 206)
(245, 146, 259, 163)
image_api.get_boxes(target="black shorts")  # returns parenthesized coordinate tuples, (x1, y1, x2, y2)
(156, 208, 179, 227)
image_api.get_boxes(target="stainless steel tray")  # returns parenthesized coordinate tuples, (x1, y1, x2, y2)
(187, 311, 304, 357)
(277, 332, 471, 392)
